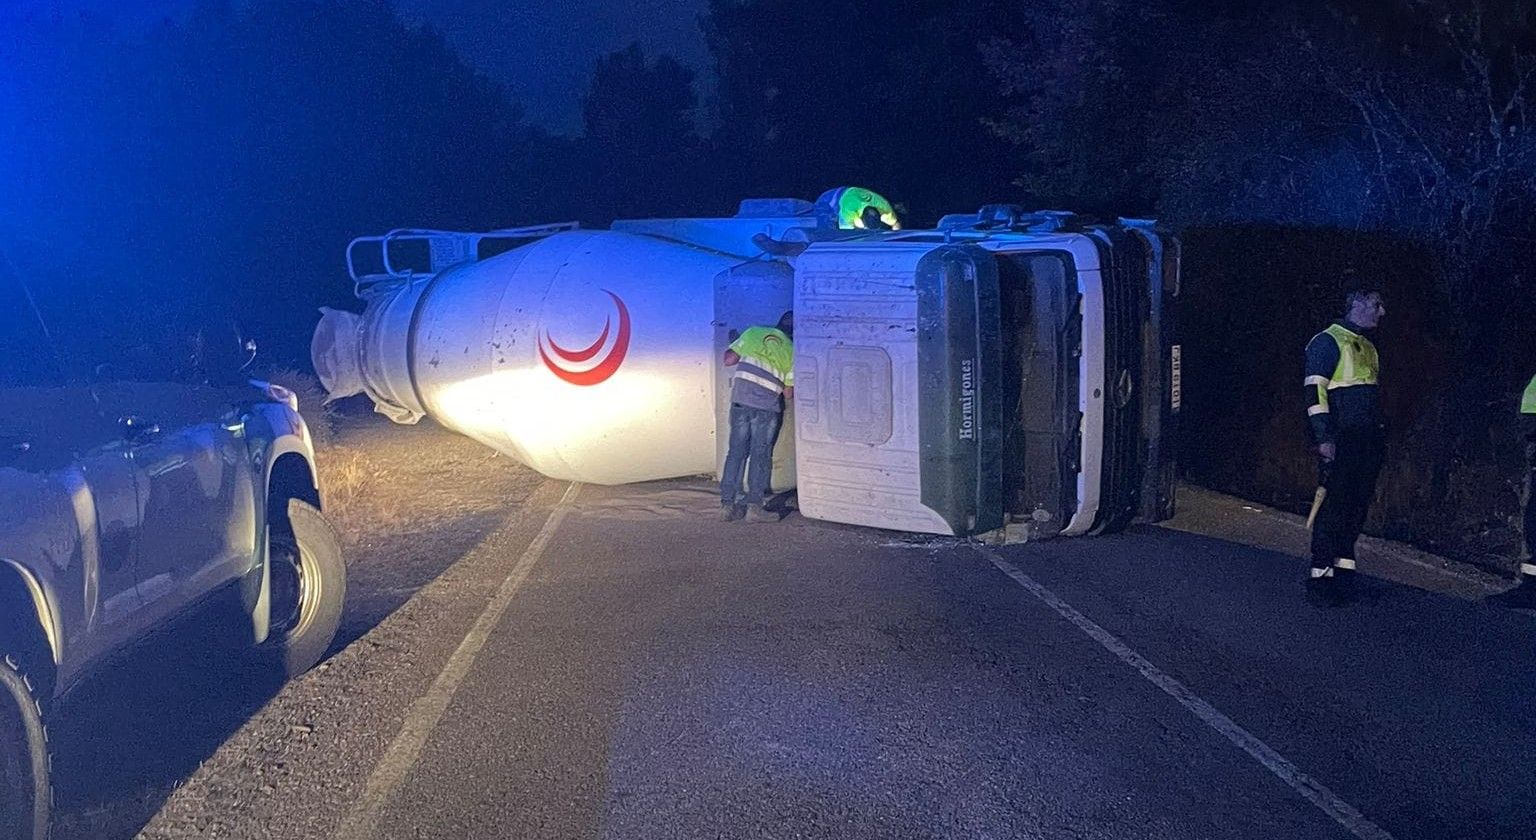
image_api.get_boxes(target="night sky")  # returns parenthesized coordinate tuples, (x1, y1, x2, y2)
(39, 0, 712, 133)
(396, 0, 711, 133)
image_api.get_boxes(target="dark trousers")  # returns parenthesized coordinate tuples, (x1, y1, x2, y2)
(720, 403, 783, 507)
(1311, 427, 1386, 568)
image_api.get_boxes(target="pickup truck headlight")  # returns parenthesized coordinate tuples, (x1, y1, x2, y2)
(249, 379, 300, 413)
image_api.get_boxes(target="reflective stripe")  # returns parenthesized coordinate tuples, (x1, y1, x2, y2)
(736, 359, 784, 389)
(1306, 374, 1330, 416)
(733, 369, 784, 394)
(1309, 567, 1334, 579)
(1521, 562, 1536, 577)
(1332, 557, 1357, 570)
(739, 354, 785, 376)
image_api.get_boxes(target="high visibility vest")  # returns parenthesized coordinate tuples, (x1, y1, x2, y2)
(730, 326, 794, 396)
(1523, 373, 1536, 415)
(1323, 323, 1379, 389)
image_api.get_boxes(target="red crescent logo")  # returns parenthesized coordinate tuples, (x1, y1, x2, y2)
(538, 290, 631, 386)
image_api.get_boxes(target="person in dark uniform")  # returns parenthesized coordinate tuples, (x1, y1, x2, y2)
(1303, 285, 1387, 592)
(1488, 372, 1536, 608)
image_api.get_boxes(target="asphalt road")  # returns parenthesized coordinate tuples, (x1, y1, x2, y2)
(128, 475, 1536, 840)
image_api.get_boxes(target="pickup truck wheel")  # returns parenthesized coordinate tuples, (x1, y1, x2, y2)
(0, 655, 48, 840)
(264, 500, 346, 678)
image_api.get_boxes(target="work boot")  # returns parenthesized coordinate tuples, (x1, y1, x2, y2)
(745, 505, 776, 524)
(1487, 577, 1536, 609)
(719, 503, 743, 522)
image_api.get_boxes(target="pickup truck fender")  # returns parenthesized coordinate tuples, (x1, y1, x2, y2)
(236, 399, 322, 645)
(0, 559, 60, 677)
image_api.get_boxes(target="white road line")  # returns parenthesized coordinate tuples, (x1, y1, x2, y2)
(335, 482, 581, 840)
(975, 545, 1397, 840)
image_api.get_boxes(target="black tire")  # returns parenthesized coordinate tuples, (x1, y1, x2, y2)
(263, 500, 346, 678)
(0, 655, 48, 840)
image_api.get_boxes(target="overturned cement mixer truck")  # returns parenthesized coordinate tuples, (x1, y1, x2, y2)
(311, 189, 1180, 539)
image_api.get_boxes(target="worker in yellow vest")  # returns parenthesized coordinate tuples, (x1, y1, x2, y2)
(1303, 286, 1387, 593)
(719, 312, 795, 523)
(1489, 372, 1536, 608)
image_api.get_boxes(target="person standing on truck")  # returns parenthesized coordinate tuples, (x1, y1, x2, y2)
(1303, 285, 1388, 593)
(1488, 372, 1536, 608)
(720, 311, 795, 523)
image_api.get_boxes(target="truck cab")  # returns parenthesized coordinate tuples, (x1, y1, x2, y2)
(790, 208, 1180, 538)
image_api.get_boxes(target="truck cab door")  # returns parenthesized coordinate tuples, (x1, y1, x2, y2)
(73, 436, 145, 659)
(103, 386, 256, 622)
(0, 384, 144, 683)
(988, 248, 1081, 538)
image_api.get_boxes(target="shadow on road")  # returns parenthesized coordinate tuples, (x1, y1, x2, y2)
(48, 615, 287, 840)
(47, 507, 508, 840)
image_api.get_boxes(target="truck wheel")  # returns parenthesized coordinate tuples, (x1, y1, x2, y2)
(264, 500, 346, 678)
(0, 655, 48, 840)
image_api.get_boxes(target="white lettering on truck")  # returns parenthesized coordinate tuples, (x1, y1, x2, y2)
(960, 358, 976, 441)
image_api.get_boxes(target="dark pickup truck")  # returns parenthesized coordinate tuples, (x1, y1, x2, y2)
(0, 378, 345, 840)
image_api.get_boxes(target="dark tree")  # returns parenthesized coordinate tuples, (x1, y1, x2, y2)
(982, 0, 1536, 566)
(578, 43, 707, 218)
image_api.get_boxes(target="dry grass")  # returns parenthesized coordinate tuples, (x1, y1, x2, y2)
(314, 449, 370, 531)
(314, 442, 409, 545)
(309, 415, 543, 548)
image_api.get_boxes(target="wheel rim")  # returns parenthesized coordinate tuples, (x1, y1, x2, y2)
(269, 535, 319, 641)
